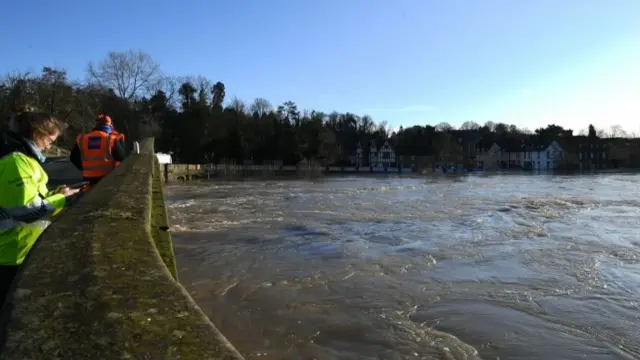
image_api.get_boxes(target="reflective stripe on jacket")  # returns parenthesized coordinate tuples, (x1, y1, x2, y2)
(76, 130, 118, 179)
(0, 152, 66, 265)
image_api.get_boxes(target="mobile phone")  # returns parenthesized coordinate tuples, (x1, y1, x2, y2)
(67, 181, 90, 189)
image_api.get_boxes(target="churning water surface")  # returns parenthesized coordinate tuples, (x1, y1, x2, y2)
(165, 173, 640, 360)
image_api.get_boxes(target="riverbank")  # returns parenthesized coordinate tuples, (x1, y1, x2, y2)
(161, 164, 640, 183)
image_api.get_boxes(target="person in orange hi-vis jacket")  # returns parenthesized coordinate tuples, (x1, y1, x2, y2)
(69, 113, 128, 186)
(108, 122, 126, 167)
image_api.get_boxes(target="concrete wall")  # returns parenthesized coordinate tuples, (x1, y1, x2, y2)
(0, 138, 245, 360)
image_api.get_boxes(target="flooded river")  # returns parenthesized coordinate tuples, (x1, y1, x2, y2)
(166, 174, 640, 360)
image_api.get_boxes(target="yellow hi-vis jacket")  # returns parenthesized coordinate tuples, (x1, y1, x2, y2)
(0, 152, 66, 265)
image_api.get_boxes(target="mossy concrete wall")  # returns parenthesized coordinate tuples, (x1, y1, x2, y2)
(0, 138, 245, 360)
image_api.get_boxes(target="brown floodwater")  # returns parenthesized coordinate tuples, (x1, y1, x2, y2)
(166, 173, 640, 360)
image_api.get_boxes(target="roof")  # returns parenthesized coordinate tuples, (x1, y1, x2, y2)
(497, 138, 526, 152)
(475, 138, 495, 150)
(379, 140, 394, 151)
(522, 140, 563, 152)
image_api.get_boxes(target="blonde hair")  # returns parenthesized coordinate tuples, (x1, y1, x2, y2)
(14, 110, 64, 140)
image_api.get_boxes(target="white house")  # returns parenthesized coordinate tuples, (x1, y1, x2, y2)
(369, 141, 378, 166)
(355, 142, 363, 167)
(366, 140, 396, 167)
(522, 140, 564, 170)
(475, 141, 505, 169)
(377, 141, 396, 166)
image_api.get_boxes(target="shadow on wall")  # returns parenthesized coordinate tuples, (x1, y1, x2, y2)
(0, 138, 245, 360)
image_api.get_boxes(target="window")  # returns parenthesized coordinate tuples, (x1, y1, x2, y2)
(546, 150, 550, 158)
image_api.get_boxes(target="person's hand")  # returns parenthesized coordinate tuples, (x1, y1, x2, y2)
(57, 186, 81, 197)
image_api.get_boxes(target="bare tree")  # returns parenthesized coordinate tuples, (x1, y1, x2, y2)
(358, 115, 375, 134)
(494, 122, 509, 134)
(151, 75, 180, 108)
(435, 122, 454, 132)
(249, 97, 273, 117)
(86, 50, 161, 101)
(71, 83, 104, 133)
(192, 76, 211, 106)
(1, 71, 35, 114)
(228, 96, 247, 114)
(459, 121, 480, 130)
(38, 67, 74, 120)
(376, 120, 392, 137)
(484, 121, 496, 132)
(608, 124, 627, 138)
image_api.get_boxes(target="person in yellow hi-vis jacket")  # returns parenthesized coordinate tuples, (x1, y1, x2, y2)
(0, 111, 81, 305)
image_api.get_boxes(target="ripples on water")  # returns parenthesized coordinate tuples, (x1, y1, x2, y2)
(166, 174, 640, 360)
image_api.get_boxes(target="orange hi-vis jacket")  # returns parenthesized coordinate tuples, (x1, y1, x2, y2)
(111, 130, 125, 142)
(76, 130, 118, 179)
(110, 130, 125, 167)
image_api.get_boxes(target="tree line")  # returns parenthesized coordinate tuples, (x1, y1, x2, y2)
(0, 50, 633, 165)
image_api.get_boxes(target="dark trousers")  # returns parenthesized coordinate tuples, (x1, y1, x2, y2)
(0, 266, 19, 308)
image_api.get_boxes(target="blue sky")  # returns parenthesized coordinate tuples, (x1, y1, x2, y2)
(2, 0, 640, 134)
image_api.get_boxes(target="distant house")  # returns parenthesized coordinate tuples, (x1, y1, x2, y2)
(377, 140, 396, 166)
(472, 138, 564, 170)
(498, 139, 527, 168)
(521, 140, 564, 170)
(354, 142, 363, 167)
(459, 134, 482, 169)
(369, 141, 378, 166)
(474, 141, 503, 169)
(367, 140, 396, 167)
(576, 137, 608, 170)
